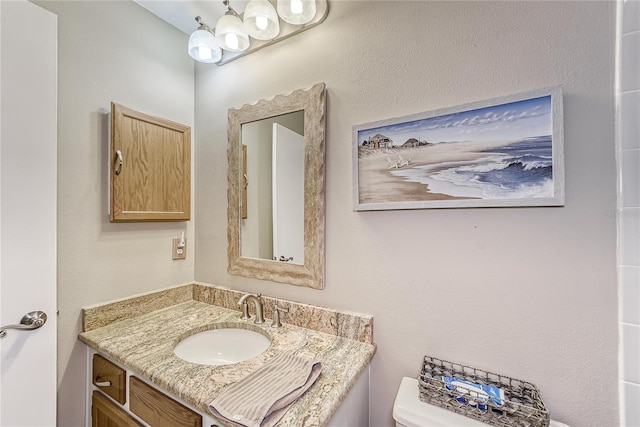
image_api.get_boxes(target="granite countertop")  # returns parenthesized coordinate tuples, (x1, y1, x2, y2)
(79, 284, 376, 426)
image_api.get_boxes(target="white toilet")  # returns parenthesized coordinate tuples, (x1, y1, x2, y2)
(393, 377, 569, 427)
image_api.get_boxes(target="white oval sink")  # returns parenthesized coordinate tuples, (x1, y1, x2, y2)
(174, 327, 271, 366)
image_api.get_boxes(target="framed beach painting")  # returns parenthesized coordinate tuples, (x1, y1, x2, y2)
(352, 86, 564, 211)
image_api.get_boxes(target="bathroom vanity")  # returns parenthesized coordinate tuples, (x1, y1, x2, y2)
(79, 283, 375, 426)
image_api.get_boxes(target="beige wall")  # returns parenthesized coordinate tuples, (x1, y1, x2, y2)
(33, 1, 619, 426)
(195, 2, 618, 426)
(33, 2, 195, 426)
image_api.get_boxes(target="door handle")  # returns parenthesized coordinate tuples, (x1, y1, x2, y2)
(114, 150, 123, 175)
(0, 311, 47, 338)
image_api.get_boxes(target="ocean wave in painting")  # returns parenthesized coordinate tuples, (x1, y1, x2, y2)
(392, 136, 554, 199)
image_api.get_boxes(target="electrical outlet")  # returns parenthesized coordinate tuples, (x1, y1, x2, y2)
(172, 237, 186, 260)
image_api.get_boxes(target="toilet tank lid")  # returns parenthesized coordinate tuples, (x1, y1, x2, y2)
(392, 377, 571, 427)
(393, 377, 487, 427)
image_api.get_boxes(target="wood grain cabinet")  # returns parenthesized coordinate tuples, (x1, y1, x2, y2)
(130, 376, 202, 427)
(110, 103, 191, 222)
(92, 391, 142, 427)
(88, 350, 210, 427)
(93, 354, 126, 405)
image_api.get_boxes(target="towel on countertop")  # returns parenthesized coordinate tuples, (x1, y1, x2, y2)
(209, 353, 322, 427)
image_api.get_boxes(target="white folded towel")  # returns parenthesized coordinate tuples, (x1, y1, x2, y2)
(209, 353, 322, 427)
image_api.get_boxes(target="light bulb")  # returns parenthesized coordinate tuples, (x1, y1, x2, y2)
(225, 32, 239, 51)
(277, 0, 316, 25)
(243, 0, 280, 40)
(188, 27, 222, 63)
(291, 0, 303, 14)
(198, 46, 212, 60)
(216, 13, 250, 51)
(255, 15, 269, 30)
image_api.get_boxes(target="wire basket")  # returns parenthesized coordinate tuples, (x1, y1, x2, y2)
(418, 355, 550, 427)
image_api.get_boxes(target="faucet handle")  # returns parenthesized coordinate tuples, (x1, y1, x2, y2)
(271, 305, 289, 329)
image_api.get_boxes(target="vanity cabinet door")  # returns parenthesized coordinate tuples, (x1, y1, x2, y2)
(92, 391, 142, 427)
(130, 376, 202, 427)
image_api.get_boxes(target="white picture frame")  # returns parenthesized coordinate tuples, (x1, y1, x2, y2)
(352, 86, 564, 211)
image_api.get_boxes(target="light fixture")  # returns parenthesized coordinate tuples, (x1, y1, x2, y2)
(215, 0, 250, 52)
(188, 0, 327, 65)
(243, 0, 280, 40)
(277, 0, 316, 25)
(187, 16, 222, 63)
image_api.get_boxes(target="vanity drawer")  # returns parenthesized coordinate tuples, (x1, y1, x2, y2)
(92, 391, 142, 427)
(130, 376, 202, 427)
(92, 354, 126, 405)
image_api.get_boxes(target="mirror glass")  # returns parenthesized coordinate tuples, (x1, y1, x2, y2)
(240, 111, 305, 264)
(227, 83, 326, 289)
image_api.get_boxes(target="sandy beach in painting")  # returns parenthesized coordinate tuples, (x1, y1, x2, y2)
(357, 140, 514, 204)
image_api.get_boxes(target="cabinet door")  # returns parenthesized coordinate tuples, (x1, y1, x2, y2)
(130, 376, 202, 427)
(110, 103, 191, 222)
(92, 391, 142, 427)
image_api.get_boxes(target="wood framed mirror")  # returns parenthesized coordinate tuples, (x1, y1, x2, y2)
(227, 83, 326, 289)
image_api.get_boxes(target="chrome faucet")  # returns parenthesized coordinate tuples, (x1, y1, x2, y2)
(237, 293, 264, 324)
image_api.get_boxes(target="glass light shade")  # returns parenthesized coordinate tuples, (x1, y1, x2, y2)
(215, 14, 250, 52)
(276, 0, 316, 25)
(243, 0, 280, 40)
(188, 29, 222, 63)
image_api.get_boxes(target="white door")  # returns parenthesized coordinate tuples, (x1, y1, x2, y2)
(272, 123, 304, 264)
(0, 1, 57, 425)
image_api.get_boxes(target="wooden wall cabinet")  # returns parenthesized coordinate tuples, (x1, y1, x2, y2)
(110, 103, 191, 222)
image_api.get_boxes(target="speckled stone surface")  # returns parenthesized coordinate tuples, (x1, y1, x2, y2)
(83, 282, 373, 344)
(79, 285, 376, 426)
(192, 283, 373, 344)
(82, 284, 193, 332)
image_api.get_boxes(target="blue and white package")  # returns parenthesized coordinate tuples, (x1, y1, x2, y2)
(442, 376, 504, 407)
